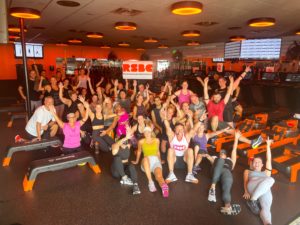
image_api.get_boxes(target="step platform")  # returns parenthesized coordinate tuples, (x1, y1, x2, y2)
(3, 137, 62, 167)
(23, 150, 101, 191)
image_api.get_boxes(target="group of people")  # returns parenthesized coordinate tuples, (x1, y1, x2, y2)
(15, 65, 274, 225)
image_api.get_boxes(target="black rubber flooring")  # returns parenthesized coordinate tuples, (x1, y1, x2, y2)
(0, 114, 299, 225)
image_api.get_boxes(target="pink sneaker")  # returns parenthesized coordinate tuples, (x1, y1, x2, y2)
(161, 183, 169, 198)
(14, 135, 22, 143)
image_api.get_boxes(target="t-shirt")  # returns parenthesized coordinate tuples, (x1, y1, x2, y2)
(63, 121, 81, 148)
(190, 101, 206, 113)
(207, 99, 225, 121)
(25, 105, 55, 137)
(118, 98, 131, 114)
(27, 79, 40, 101)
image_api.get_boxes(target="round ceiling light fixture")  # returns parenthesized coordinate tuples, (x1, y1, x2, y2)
(171, 1, 203, 15)
(68, 38, 82, 44)
(86, 32, 104, 38)
(100, 45, 111, 49)
(229, 35, 246, 42)
(8, 25, 28, 33)
(181, 30, 200, 37)
(56, 43, 68, 46)
(187, 41, 200, 46)
(136, 48, 145, 51)
(247, 17, 275, 27)
(56, 1, 80, 7)
(115, 22, 137, 31)
(158, 45, 169, 49)
(9, 34, 20, 39)
(10, 7, 41, 19)
(118, 42, 130, 47)
(295, 30, 300, 35)
(144, 37, 158, 43)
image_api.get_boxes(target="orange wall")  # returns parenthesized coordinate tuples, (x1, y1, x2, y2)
(0, 44, 142, 80)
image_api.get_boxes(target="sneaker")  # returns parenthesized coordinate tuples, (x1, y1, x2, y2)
(192, 165, 201, 175)
(208, 188, 216, 202)
(148, 181, 157, 192)
(246, 200, 260, 215)
(14, 135, 23, 143)
(252, 135, 263, 149)
(132, 183, 141, 195)
(185, 173, 199, 184)
(120, 176, 133, 186)
(161, 183, 169, 198)
(221, 204, 241, 216)
(165, 172, 178, 184)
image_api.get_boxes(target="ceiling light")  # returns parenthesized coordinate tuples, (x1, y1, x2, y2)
(56, 43, 68, 46)
(86, 32, 104, 38)
(115, 22, 137, 31)
(136, 48, 145, 51)
(144, 38, 158, 43)
(8, 25, 27, 33)
(10, 7, 41, 19)
(187, 41, 200, 46)
(248, 18, 275, 27)
(9, 34, 20, 39)
(229, 36, 246, 42)
(68, 38, 82, 44)
(296, 30, 300, 35)
(118, 42, 130, 47)
(101, 45, 111, 49)
(56, 1, 80, 7)
(171, 1, 203, 15)
(158, 45, 168, 49)
(181, 30, 200, 37)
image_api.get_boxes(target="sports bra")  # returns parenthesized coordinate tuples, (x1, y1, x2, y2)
(92, 113, 104, 129)
(178, 90, 191, 105)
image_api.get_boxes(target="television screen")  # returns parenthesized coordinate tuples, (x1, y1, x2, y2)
(212, 58, 225, 62)
(240, 38, 281, 59)
(225, 42, 241, 59)
(14, 42, 44, 58)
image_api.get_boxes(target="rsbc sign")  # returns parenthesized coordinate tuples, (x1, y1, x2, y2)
(122, 61, 153, 80)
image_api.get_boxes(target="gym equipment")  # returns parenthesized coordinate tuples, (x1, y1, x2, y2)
(23, 151, 101, 191)
(2, 137, 62, 167)
(0, 103, 24, 113)
(7, 111, 28, 128)
(272, 144, 300, 183)
(238, 119, 299, 159)
(212, 113, 268, 152)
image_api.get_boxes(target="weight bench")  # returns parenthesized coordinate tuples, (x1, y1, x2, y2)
(272, 144, 300, 183)
(23, 151, 101, 191)
(3, 137, 62, 167)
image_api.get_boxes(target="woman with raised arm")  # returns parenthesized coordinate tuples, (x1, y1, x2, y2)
(111, 126, 141, 195)
(243, 137, 275, 225)
(132, 84, 150, 121)
(58, 82, 79, 121)
(49, 100, 89, 154)
(171, 80, 195, 106)
(115, 80, 137, 114)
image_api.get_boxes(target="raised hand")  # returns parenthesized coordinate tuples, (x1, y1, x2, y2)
(133, 80, 137, 87)
(200, 111, 207, 121)
(266, 136, 273, 146)
(58, 82, 63, 89)
(204, 77, 209, 84)
(229, 75, 234, 83)
(235, 130, 242, 139)
(78, 95, 85, 103)
(245, 66, 251, 73)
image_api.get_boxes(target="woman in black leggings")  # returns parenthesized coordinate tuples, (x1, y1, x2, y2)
(205, 131, 241, 215)
(111, 128, 140, 195)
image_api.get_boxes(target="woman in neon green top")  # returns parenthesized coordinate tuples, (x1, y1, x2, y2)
(132, 126, 169, 198)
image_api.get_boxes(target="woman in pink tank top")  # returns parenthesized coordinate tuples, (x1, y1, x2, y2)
(49, 97, 90, 154)
(172, 80, 195, 106)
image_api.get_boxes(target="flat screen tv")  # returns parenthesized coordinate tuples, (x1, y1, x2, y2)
(224, 41, 241, 59)
(14, 42, 44, 58)
(240, 38, 281, 59)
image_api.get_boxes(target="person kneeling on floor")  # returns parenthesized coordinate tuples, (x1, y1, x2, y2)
(111, 126, 141, 195)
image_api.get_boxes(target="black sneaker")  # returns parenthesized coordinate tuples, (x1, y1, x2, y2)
(246, 200, 260, 215)
(132, 183, 141, 195)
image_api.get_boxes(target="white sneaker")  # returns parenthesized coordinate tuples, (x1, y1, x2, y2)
(120, 176, 133, 186)
(165, 172, 178, 184)
(208, 188, 216, 202)
(185, 173, 199, 184)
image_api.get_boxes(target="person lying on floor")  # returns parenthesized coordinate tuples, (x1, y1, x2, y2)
(243, 137, 275, 225)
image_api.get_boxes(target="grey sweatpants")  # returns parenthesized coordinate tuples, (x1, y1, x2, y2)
(247, 176, 275, 225)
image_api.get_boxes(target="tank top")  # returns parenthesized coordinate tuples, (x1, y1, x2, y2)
(170, 135, 189, 156)
(104, 115, 115, 128)
(62, 100, 79, 122)
(116, 111, 129, 136)
(50, 89, 63, 106)
(178, 90, 191, 106)
(116, 145, 130, 160)
(135, 124, 145, 140)
(78, 75, 88, 89)
(193, 134, 207, 151)
(136, 104, 147, 117)
(152, 107, 163, 127)
(142, 140, 158, 157)
(92, 113, 104, 130)
(63, 121, 81, 148)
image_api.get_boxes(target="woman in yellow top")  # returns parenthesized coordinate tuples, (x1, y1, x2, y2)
(132, 126, 169, 198)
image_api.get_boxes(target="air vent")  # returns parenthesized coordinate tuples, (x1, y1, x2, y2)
(228, 26, 242, 30)
(57, 1, 80, 7)
(111, 8, 143, 16)
(195, 21, 219, 26)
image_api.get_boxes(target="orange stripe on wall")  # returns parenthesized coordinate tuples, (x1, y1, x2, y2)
(0, 44, 142, 80)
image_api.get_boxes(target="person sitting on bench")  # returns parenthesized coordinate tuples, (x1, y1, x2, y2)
(243, 137, 275, 225)
(15, 96, 58, 143)
(49, 98, 90, 154)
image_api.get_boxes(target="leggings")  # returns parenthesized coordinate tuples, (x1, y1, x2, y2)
(92, 130, 114, 152)
(111, 156, 138, 183)
(247, 176, 275, 225)
(212, 158, 233, 204)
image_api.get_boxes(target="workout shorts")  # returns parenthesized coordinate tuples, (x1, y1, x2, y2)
(141, 156, 162, 173)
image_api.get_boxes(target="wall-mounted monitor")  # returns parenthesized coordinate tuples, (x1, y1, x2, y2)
(14, 42, 44, 58)
(212, 58, 225, 62)
(240, 38, 281, 59)
(224, 42, 241, 59)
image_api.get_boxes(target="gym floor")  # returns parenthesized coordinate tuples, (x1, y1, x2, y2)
(0, 114, 299, 225)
